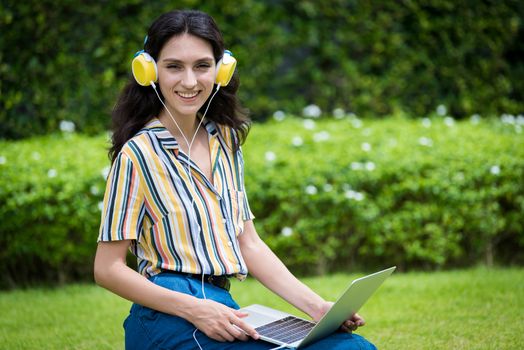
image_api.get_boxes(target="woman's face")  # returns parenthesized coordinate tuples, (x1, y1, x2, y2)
(157, 33, 216, 120)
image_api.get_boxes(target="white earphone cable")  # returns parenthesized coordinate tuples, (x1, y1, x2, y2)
(151, 81, 221, 350)
(151, 82, 220, 225)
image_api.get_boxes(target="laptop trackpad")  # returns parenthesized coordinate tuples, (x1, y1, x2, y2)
(240, 304, 290, 328)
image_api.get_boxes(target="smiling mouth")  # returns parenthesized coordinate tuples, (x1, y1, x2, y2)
(177, 91, 199, 99)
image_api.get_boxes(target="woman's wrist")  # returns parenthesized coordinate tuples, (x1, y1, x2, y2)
(167, 292, 200, 319)
(304, 296, 329, 321)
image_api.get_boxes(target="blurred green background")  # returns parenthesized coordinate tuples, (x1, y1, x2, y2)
(2, 0, 523, 138)
(1, 1, 524, 289)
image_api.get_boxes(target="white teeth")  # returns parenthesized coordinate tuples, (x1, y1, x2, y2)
(178, 91, 198, 98)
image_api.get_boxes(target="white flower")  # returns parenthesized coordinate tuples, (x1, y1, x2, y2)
(500, 114, 515, 125)
(354, 192, 365, 201)
(345, 190, 365, 201)
(490, 165, 501, 175)
(313, 131, 331, 142)
(48, 169, 57, 178)
(418, 137, 433, 147)
(517, 115, 524, 126)
(59, 120, 76, 133)
(305, 185, 318, 195)
(0, 156, 6, 165)
(98, 201, 105, 211)
(101, 166, 111, 179)
(291, 136, 304, 147)
(470, 114, 481, 125)
(265, 151, 276, 162)
(303, 119, 316, 130)
(361, 142, 372, 152)
(273, 110, 286, 121)
(303, 104, 321, 118)
(323, 183, 333, 192)
(281, 227, 293, 237)
(351, 119, 363, 129)
(32, 152, 41, 160)
(444, 117, 455, 127)
(351, 162, 364, 171)
(436, 104, 447, 116)
(422, 118, 431, 128)
(90, 185, 100, 196)
(351, 160, 375, 172)
(333, 108, 345, 119)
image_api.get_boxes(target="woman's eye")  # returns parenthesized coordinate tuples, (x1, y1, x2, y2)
(197, 63, 211, 69)
(167, 65, 182, 70)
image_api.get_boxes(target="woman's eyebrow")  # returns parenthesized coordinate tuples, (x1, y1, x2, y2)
(162, 56, 214, 63)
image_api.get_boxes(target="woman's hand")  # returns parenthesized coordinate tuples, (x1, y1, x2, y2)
(95, 241, 258, 343)
(310, 301, 366, 333)
(340, 312, 365, 333)
(185, 299, 259, 342)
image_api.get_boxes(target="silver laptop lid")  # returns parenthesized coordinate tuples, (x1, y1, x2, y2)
(298, 266, 396, 348)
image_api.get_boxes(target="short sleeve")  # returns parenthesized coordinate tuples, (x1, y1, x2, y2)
(98, 151, 145, 242)
(235, 146, 255, 222)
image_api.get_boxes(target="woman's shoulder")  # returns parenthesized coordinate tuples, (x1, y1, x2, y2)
(214, 122, 239, 150)
(118, 121, 160, 160)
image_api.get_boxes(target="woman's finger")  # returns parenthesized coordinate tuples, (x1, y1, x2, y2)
(344, 319, 356, 328)
(231, 315, 259, 340)
(219, 328, 236, 342)
(340, 324, 352, 333)
(211, 333, 227, 342)
(228, 323, 249, 341)
(353, 316, 365, 327)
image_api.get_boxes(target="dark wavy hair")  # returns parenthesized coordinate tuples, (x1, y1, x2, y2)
(109, 10, 250, 163)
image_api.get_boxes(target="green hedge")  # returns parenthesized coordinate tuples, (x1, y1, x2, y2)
(245, 114, 524, 274)
(2, 1, 523, 139)
(0, 133, 109, 287)
(1, 116, 523, 288)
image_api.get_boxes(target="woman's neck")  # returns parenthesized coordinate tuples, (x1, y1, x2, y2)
(158, 109, 201, 146)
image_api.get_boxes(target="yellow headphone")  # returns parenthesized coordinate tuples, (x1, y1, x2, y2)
(132, 44, 237, 87)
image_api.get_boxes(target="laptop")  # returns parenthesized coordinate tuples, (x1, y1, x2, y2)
(240, 266, 396, 348)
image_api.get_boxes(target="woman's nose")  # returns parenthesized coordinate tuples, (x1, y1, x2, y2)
(181, 69, 197, 88)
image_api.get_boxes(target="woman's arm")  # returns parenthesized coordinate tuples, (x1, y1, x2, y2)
(94, 240, 258, 342)
(238, 221, 325, 319)
(238, 221, 365, 331)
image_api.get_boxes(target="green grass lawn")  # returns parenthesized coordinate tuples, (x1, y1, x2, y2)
(0, 267, 523, 349)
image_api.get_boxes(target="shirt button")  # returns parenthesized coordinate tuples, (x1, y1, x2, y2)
(227, 241, 233, 247)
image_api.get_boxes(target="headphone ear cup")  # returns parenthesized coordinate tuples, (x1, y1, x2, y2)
(215, 51, 237, 87)
(132, 52, 158, 86)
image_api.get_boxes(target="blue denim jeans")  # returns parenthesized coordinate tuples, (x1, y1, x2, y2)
(124, 273, 377, 349)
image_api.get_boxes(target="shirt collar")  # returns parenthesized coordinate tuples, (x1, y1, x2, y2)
(143, 117, 219, 151)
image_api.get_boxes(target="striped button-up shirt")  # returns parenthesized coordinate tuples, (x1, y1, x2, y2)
(98, 118, 254, 280)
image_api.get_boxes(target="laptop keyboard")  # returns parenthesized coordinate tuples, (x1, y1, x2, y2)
(255, 316, 316, 344)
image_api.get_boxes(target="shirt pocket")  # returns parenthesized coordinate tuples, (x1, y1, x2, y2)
(228, 189, 246, 236)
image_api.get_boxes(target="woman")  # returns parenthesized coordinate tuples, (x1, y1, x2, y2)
(94, 9, 377, 350)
